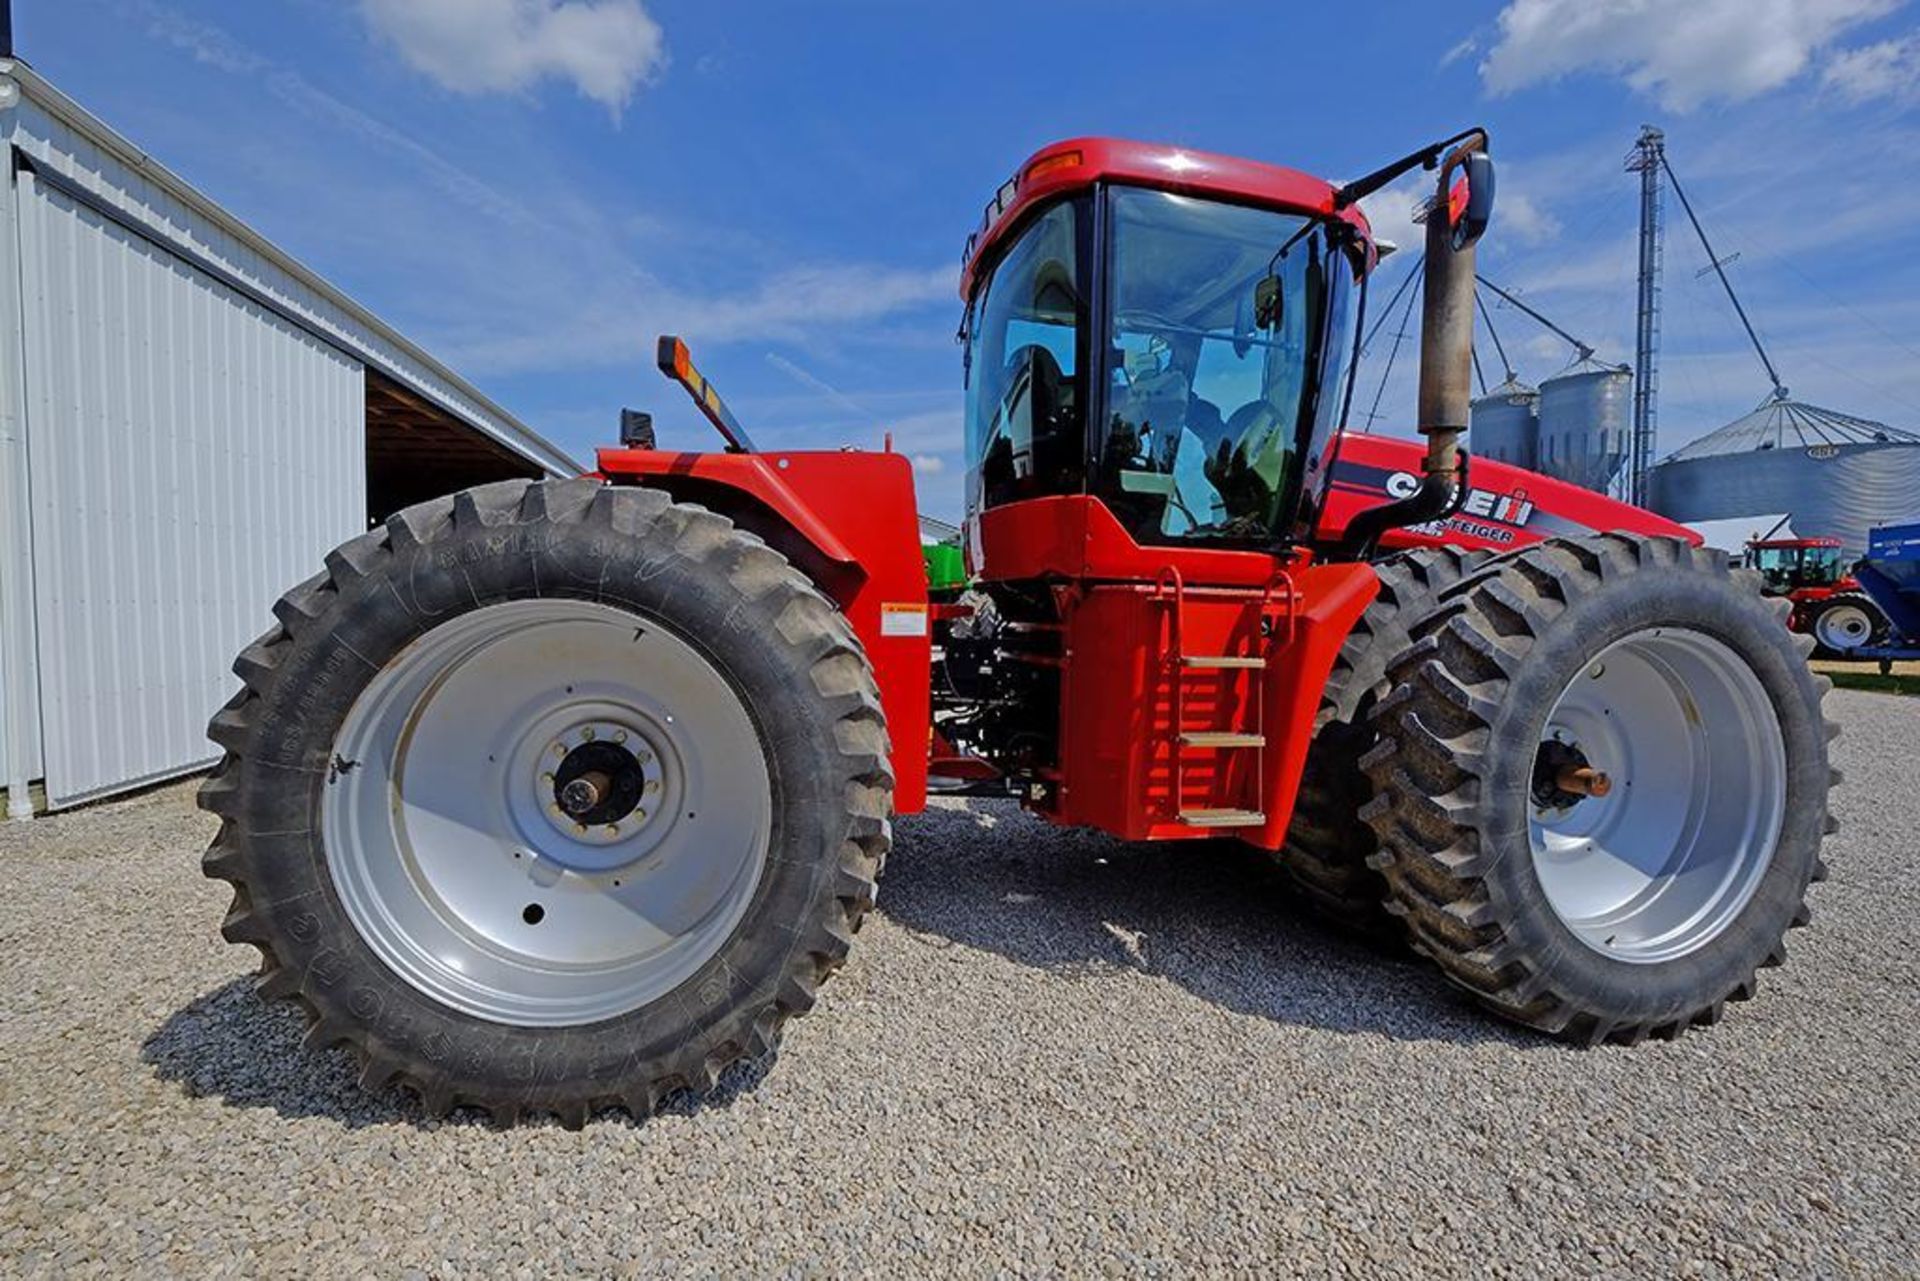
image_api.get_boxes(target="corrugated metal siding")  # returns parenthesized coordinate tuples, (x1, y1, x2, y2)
(0, 649, 9, 785)
(0, 67, 583, 810)
(6, 79, 576, 477)
(15, 166, 363, 806)
(1649, 442, 1920, 557)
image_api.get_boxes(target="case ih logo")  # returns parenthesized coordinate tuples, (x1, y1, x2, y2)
(1387, 470, 1538, 531)
(1806, 445, 1840, 460)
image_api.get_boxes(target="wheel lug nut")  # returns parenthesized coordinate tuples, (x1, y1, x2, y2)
(614, 730, 628, 744)
(604, 824, 619, 836)
(582, 727, 596, 741)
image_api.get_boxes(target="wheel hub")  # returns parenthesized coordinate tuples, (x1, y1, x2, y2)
(1531, 737, 1612, 811)
(535, 722, 661, 843)
(1816, 604, 1871, 650)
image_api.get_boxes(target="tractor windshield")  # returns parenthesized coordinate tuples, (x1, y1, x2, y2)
(1096, 188, 1358, 545)
(962, 186, 1360, 545)
(1751, 543, 1845, 591)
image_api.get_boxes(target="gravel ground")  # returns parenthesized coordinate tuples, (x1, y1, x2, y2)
(2, 687, 1916, 1277)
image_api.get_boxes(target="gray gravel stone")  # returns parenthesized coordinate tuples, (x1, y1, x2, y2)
(0, 689, 1915, 1277)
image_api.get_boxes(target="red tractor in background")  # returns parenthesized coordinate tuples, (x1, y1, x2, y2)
(1742, 535, 1889, 655)
(200, 130, 1835, 1126)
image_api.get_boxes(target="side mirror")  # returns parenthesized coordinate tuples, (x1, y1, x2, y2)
(1253, 275, 1283, 331)
(1448, 151, 1495, 250)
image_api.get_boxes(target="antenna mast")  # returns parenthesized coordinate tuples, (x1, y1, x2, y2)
(1625, 126, 1664, 508)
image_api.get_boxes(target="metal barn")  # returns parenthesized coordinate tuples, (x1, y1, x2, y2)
(0, 61, 581, 815)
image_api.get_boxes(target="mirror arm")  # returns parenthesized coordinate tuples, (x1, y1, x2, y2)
(1331, 128, 1483, 210)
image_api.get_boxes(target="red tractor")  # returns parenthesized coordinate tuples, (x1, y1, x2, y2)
(201, 132, 1835, 1125)
(1742, 535, 1889, 655)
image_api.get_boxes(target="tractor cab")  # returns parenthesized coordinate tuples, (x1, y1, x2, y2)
(1741, 535, 1887, 654)
(958, 140, 1377, 577)
(1745, 537, 1847, 593)
(941, 135, 1490, 842)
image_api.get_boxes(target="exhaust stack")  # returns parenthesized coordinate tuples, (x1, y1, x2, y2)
(1336, 129, 1494, 556)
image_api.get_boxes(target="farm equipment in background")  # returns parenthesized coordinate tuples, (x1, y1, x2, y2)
(1850, 521, 1920, 673)
(1742, 535, 1889, 656)
(199, 130, 1836, 1126)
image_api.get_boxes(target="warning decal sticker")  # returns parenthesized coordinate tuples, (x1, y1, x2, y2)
(880, 603, 929, 637)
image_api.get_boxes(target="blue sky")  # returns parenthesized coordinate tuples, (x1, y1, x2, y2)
(17, 0, 1920, 519)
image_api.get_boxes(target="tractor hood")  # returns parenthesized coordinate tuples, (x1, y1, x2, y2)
(1315, 432, 1700, 555)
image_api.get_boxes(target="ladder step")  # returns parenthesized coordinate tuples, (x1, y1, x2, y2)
(1179, 807, 1267, 828)
(1182, 655, 1264, 669)
(1180, 732, 1265, 748)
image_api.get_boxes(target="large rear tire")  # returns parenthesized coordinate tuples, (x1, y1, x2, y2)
(1278, 547, 1484, 934)
(200, 479, 892, 1125)
(1361, 535, 1836, 1042)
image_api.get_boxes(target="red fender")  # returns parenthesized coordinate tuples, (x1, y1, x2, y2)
(597, 447, 930, 813)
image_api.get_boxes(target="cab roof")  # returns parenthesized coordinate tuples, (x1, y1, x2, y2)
(960, 137, 1375, 300)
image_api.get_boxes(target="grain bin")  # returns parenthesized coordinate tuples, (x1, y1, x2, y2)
(1470, 376, 1539, 469)
(1649, 396, 1920, 555)
(1535, 357, 1633, 493)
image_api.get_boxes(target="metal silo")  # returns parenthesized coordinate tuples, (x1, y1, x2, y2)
(1470, 376, 1539, 469)
(1535, 357, 1633, 492)
(1649, 397, 1920, 555)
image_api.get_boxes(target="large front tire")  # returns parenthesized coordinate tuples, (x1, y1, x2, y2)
(199, 479, 892, 1125)
(1361, 535, 1836, 1042)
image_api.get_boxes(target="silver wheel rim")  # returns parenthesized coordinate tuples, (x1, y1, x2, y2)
(1815, 604, 1872, 651)
(323, 599, 772, 1027)
(1528, 628, 1786, 964)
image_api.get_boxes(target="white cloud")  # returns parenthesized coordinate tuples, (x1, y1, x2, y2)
(1357, 174, 1427, 259)
(264, 70, 551, 233)
(910, 454, 946, 475)
(444, 263, 953, 374)
(1439, 37, 1479, 69)
(135, 3, 951, 396)
(872, 408, 964, 456)
(763, 352, 882, 426)
(1358, 163, 1559, 258)
(1480, 0, 1899, 111)
(1499, 190, 1561, 244)
(680, 265, 954, 345)
(1822, 34, 1920, 101)
(358, 0, 667, 114)
(139, 3, 267, 74)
